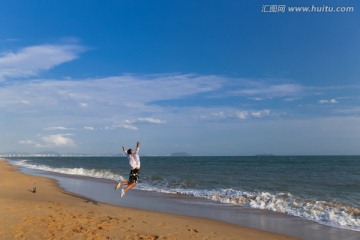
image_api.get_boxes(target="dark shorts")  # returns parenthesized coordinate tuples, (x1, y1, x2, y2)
(129, 169, 140, 183)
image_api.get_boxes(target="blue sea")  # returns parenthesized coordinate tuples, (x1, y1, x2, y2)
(7, 155, 360, 231)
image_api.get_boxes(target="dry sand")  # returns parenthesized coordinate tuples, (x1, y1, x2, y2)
(0, 160, 298, 240)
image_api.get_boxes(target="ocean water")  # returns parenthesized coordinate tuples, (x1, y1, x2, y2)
(7, 155, 360, 231)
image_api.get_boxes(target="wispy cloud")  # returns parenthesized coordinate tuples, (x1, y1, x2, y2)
(45, 126, 76, 131)
(236, 109, 272, 120)
(319, 98, 338, 104)
(231, 81, 304, 99)
(105, 117, 166, 131)
(119, 123, 139, 131)
(19, 139, 40, 147)
(200, 108, 275, 121)
(19, 134, 76, 148)
(0, 43, 85, 80)
(3, 38, 21, 42)
(0, 74, 224, 119)
(136, 117, 166, 124)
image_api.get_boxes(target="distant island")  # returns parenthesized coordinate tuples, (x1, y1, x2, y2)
(170, 152, 192, 157)
(255, 154, 274, 156)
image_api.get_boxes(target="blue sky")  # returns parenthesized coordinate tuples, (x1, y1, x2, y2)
(0, 0, 359, 155)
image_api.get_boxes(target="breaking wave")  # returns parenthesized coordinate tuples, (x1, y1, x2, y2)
(9, 159, 124, 182)
(138, 185, 360, 231)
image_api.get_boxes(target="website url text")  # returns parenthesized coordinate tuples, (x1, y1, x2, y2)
(261, 5, 355, 13)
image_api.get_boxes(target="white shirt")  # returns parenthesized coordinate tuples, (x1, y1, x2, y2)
(124, 146, 140, 169)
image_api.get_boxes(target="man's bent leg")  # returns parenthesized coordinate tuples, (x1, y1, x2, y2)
(120, 181, 129, 186)
(124, 182, 137, 192)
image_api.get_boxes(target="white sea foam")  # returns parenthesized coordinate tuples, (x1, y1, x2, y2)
(10, 160, 124, 182)
(208, 189, 360, 231)
(137, 185, 360, 231)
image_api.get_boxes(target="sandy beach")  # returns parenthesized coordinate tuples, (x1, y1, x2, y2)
(0, 159, 297, 240)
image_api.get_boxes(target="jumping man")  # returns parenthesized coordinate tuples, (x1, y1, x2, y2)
(114, 141, 141, 197)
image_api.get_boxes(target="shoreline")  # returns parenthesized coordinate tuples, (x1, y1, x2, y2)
(3, 158, 359, 240)
(0, 159, 297, 240)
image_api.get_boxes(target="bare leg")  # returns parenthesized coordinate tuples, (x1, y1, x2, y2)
(120, 181, 129, 186)
(124, 182, 137, 193)
(115, 181, 130, 190)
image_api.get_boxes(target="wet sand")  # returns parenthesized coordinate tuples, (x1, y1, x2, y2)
(0, 159, 297, 240)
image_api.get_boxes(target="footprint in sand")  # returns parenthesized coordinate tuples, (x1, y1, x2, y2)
(187, 228, 199, 233)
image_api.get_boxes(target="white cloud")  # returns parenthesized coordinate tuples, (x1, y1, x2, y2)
(0, 74, 223, 112)
(212, 111, 225, 118)
(232, 82, 304, 98)
(236, 109, 272, 120)
(20, 100, 30, 105)
(19, 134, 76, 148)
(41, 134, 75, 147)
(0, 43, 85, 80)
(121, 124, 139, 130)
(84, 126, 95, 131)
(251, 109, 272, 118)
(137, 117, 165, 124)
(19, 139, 38, 146)
(319, 99, 338, 104)
(45, 126, 75, 131)
(105, 117, 165, 131)
(236, 111, 249, 120)
(200, 108, 274, 121)
(124, 117, 165, 129)
(250, 97, 265, 101)
(79, 102, 88, 108)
